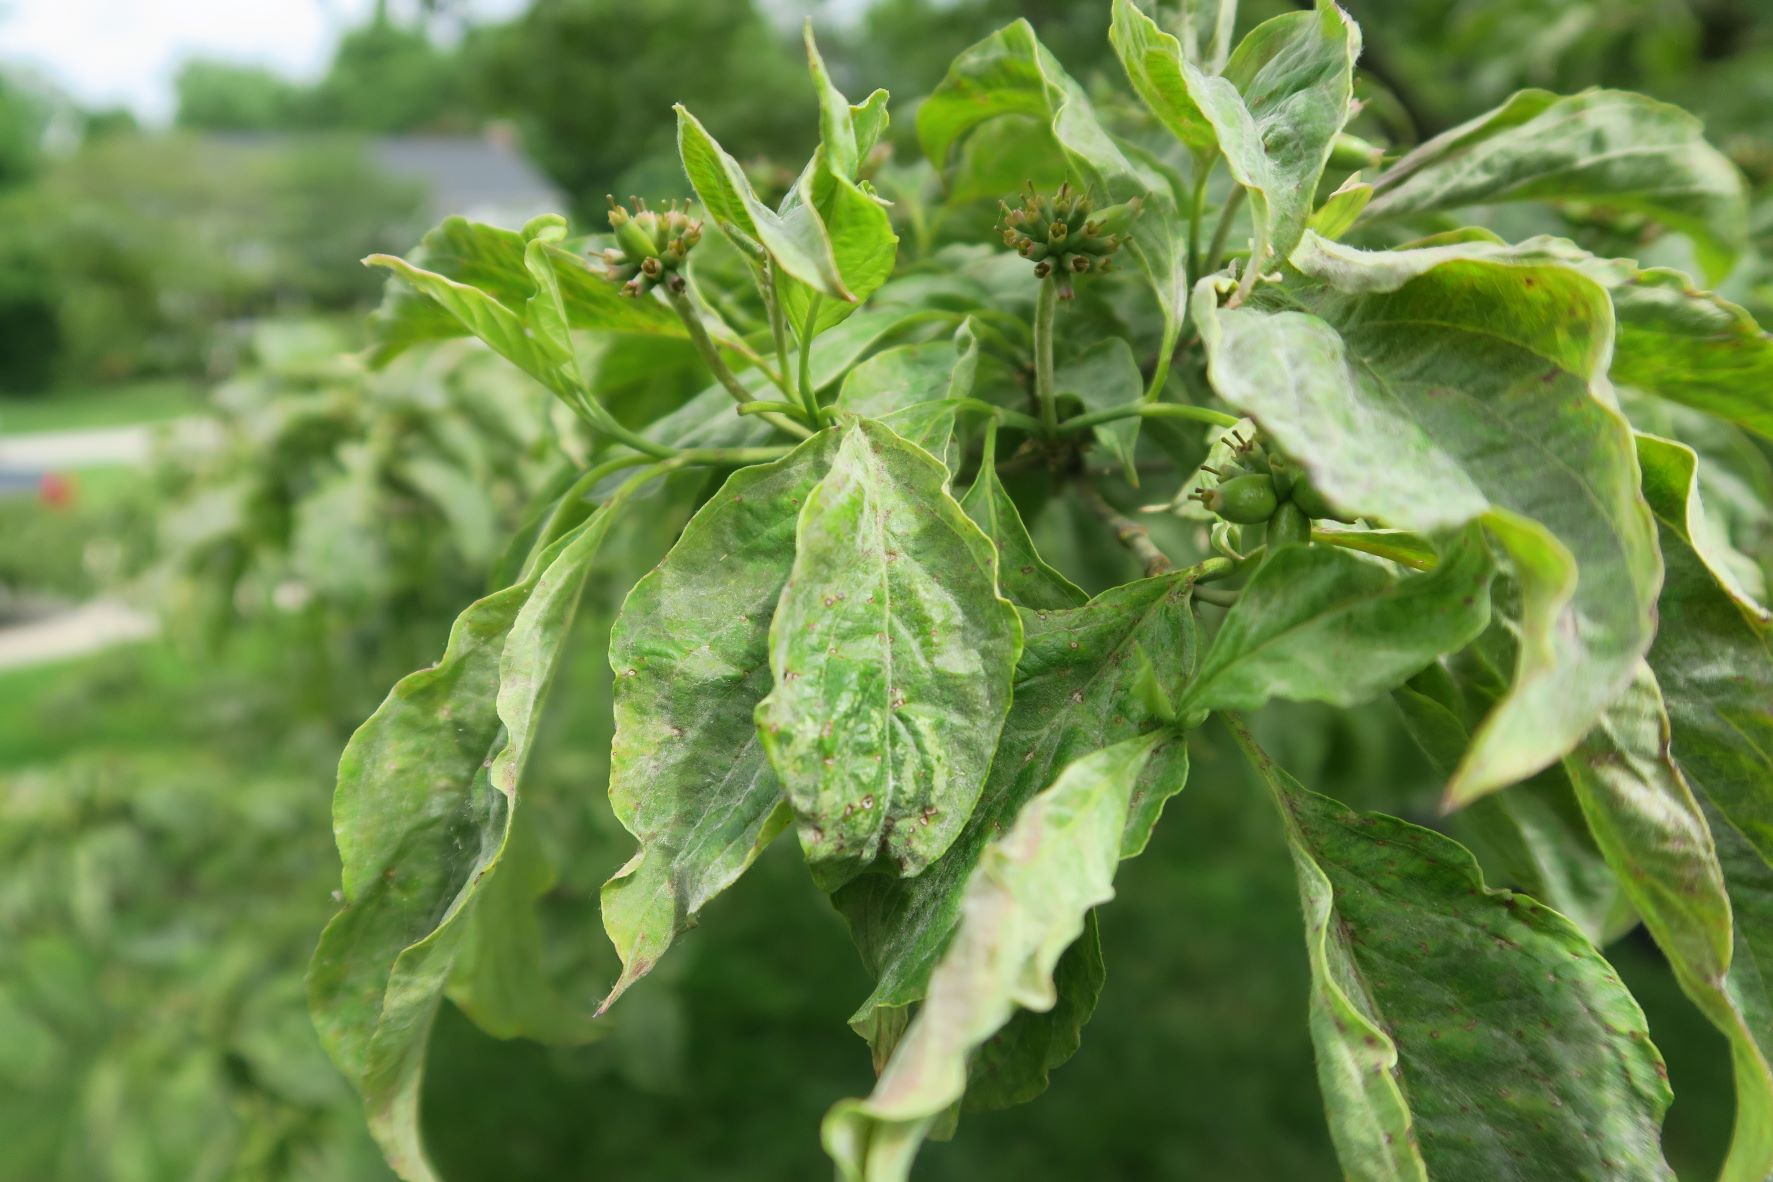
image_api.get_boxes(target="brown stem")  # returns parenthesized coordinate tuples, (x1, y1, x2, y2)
(1076, 478, 1172, 578)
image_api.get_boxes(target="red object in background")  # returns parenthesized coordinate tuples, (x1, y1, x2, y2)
(39, 471, 76, 508)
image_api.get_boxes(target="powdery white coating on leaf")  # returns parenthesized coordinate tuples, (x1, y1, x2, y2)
(1193, 236, 1661, 803)
(1110, 0, 1359, 266)
(757, 419, 1021, 889)
(832, 574, 1195, 1095)
(822, 733, 1162, 1182)
(1230, 721, 1677, 1182)
(1635, 435, 1773, 1180)
(1360, 88, 1748, 282)
(919, 18, 1186, 391)
(309, 503, 623, 1182)
(1183, 527, 1493, 713)
(600, 432, 840, 1011)
(958, 458, 1087, 611)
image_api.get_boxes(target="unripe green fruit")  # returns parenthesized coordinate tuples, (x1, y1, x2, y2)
(1266, 501, 1311, 549)
(1290, 476, 1353, 523)
(1204, 474, 1278, 524)
(1265, 452, 1296, 498)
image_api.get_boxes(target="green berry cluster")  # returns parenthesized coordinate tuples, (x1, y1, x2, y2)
(997, 182, 1139, 299)
(602, 196, 703, 297)
(1191, 431, 1351, 548)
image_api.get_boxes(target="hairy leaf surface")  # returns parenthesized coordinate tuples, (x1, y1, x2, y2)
(1196, 233, 1660, 803)
(1359, 89, 1747, 281)
(757, 419, 1020, 888)
(823, 734, 1164, 1182)
(1230, 721, 1675, 1182)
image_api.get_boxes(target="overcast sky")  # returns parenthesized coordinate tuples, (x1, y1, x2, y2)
(0, 0, 527, 123)
(1, 0, 861, 125)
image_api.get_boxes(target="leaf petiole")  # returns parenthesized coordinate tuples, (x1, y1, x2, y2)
(1058, 401, 1241, 433)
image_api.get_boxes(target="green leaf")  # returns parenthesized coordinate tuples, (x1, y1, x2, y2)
(1392, 659, 1630, 948)
(1194, 233, 1661, 804)
(617, 307, 952, 462)
(366, 253, 566, 394)
(1054, 338, 1142, 482)
(1593, 263, 1773, 442)
(959, 454, 1086, 611)
(676, 104, 852, 301)
(919, 19, 1186, 397)
(1639, 434, 1773, 867)
(364, 216, 681, 366)
(1110, 0, 1360, 266)
(599, 433, 841, 1010)
(778, 30, 900, 335)
(822, 733, 1166, 1182)
(836, 341, 965, 420)
(1183, 528, 1493, 713)
(832, 574, 1196, 1072)
(1310, 174, 1374, 240)
(1637, 433, 1773, 1174)
(447, 805, 596, 1045)
(756, 419, 1021, 889)
(308, 491, 632, 1182)
(1227, 720, 1675, 1182)
(1107, 0, 1219, 165)
(1561, 663, 1773, 1182)
(1359, 89, 1748, 283)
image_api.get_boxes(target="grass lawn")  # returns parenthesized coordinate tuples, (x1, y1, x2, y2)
(0, 377, 207, 434)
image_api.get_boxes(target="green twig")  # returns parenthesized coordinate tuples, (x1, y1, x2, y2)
(1058, 400, 1241, 433)
(669, 288, 812, 439)
(797, 294, 824, 423)
(1034, 279, 1059, 433)
(952, 398, 1045, 434)
(1192, 584, 1241, 607)
(1076, 477, 1171, 577)
(1204, 185, 1246, 276)
(1187, 164, 1212, 282)
(1311, 527, 1436, 570)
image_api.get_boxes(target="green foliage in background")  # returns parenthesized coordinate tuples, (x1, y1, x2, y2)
(468, 0, 811, 216)
(0, 136, 423, 392)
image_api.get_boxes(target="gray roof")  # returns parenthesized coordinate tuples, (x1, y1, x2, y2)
(204, 130, 565, 230)
(370, 133, 565, 228)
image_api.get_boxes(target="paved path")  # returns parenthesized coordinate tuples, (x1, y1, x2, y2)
(0, 419, 212, 672)
(0, 417, 216, 471)
(0, 600, 156, 671)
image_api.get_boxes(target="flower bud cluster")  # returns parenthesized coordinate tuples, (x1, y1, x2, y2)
(997, 182, 1138, 298)
(602, 196, 702, 297)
